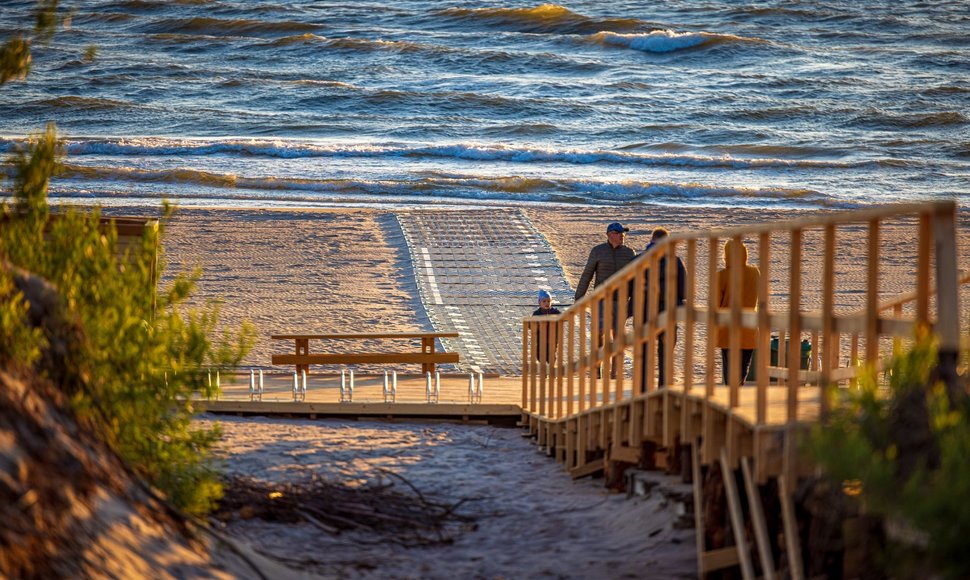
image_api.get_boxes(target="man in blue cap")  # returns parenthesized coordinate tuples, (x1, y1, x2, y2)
(575, 221, 636, 378)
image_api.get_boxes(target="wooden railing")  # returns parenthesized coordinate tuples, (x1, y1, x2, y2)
(521, 201, 962, 472)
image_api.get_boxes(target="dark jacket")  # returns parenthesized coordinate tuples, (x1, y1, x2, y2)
(532, 306, 561, 362)
(633, 241, 686, 318)
(574, 242, 636, 301)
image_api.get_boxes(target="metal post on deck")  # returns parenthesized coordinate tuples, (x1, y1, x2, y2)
(478, 371, 484, 403)
(249, 369, 255, 401)
(258, 369, 264, 401)
(469, 373, 476, 403)
(301, 369, 307, 401)
(292, 372, 298, 401)
(391, 370, 398, 402)
(435, 371, 441, 403)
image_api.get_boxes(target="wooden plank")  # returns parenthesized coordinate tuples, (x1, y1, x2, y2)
(273, 353, 459, 365)
(272, 332, 459, 340)
(557, 320, 566, 418)
(530, 321, 538, 413)
(633, 266, 646, 395)
(539, 322, 548, 417)
(579, 305, 587, 412)
(720, 448, 756, 580)
(741, 457, 777, 580)
(610, 444, 641, 464)
(729, 234, 743, 400)
(692, 438, 707, 575)
(757, 232, 771, 425)
(787, 228, 802, 423)
(200, 400, 520, 417)
(933, 204, 961, 353)
(577, 413, 588, 469)
(707, 236, 719, 399)
(569, 457, 604, 479)
(701, 546, 742, 574)
(866, 219, 880, 365)
(917, 212, 931, 324)
(684, 239, 697, 394)
(821, 224, 835, 416)
(567, 315, 575, 416)
(779, 474, 805, 580)
(664, 240, 677, 388)
(646, 250, 660, 392)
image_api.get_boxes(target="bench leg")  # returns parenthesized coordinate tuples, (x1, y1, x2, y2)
(422, 337, 435, 375)
(297, 338, 309, 376)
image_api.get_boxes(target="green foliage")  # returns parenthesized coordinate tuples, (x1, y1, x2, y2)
(1, 124, 255, 516)
(0, 0, 60, 86)
(808, 335, 970, 579)
(0, 269, 46, 367)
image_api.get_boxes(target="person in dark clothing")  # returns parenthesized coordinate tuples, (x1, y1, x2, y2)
(634, 227, 687, 388)
(575, 222, 636, 379)
(532, 289, 561, 363)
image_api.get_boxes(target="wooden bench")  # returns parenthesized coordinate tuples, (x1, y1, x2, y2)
(271, 332, 460, 376)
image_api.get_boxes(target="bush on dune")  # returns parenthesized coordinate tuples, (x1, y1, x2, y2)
(808, 331, 970, 579)
(0, 127, 255, 515)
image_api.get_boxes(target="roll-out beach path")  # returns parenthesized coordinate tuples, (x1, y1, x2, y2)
(167, 201, 968, 579)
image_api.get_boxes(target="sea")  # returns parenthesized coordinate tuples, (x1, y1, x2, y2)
(1, 0, 968, 210)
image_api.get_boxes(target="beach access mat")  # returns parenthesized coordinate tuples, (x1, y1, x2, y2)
(396, 209, 573, 375)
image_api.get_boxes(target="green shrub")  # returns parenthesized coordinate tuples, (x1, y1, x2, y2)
(1, 124, 255, 516)
(808, 333, 970, 579)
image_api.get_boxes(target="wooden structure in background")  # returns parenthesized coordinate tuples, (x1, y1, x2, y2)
(521, 201, 963, 578)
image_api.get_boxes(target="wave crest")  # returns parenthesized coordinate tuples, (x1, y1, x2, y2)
(28, 138, 866, 170)
(436, 3, 644, 34)
(589, 30, 762, 53)
(142, 16, 319, 36)
(56, 164, 844, 209)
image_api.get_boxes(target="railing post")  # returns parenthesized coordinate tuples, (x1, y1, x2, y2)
(567, 314, 575, 416)
(664, 240, 678, 390)
(865, 219, 881, 366)
(757, 231, 771, 426)
(579, 304, 588, 411)
(728, 234, 743, 405)
(683, 239, 697, 394)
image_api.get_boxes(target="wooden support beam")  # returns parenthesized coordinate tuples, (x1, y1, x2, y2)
(610, 444, 641, 465)
(720, 448, 756, 580)
(779, 474, 805, 580)
(741, 457, 776, 580)
(701, 547, 742, 574)
(569, 458, 604, 480)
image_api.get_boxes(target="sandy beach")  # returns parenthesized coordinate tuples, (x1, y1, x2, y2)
(202, 414, 696, 579)
(166, 203, 968, 578)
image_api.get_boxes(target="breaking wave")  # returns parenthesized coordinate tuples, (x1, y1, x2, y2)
(589, 30, 763, 53)
(21, 138, 866, 170)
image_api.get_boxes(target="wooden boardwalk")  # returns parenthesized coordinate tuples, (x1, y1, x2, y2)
(520, 201, 964, 578)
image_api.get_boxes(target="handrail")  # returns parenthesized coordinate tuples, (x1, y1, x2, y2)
(521, 200, 961, 434)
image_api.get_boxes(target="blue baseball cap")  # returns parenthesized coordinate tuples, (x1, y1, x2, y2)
(607, 222, 629, 233)
(538, 289, 552, 303)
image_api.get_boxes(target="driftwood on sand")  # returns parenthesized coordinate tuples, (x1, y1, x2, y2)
(214, 470, 481, 548)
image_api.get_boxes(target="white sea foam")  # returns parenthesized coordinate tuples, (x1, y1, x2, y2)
(588, 29, 761, 53)
(56, 163, 848, 208)
(14, 138, 862, 170)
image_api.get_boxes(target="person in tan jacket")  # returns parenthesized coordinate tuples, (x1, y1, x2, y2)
(715, 239, 760, 385)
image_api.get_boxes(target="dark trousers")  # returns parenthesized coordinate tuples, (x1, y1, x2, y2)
(640, 327, 677, 388)
(721, 348, 754, 386)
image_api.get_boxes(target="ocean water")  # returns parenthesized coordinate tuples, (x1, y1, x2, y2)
(1, 0, 968, 210)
